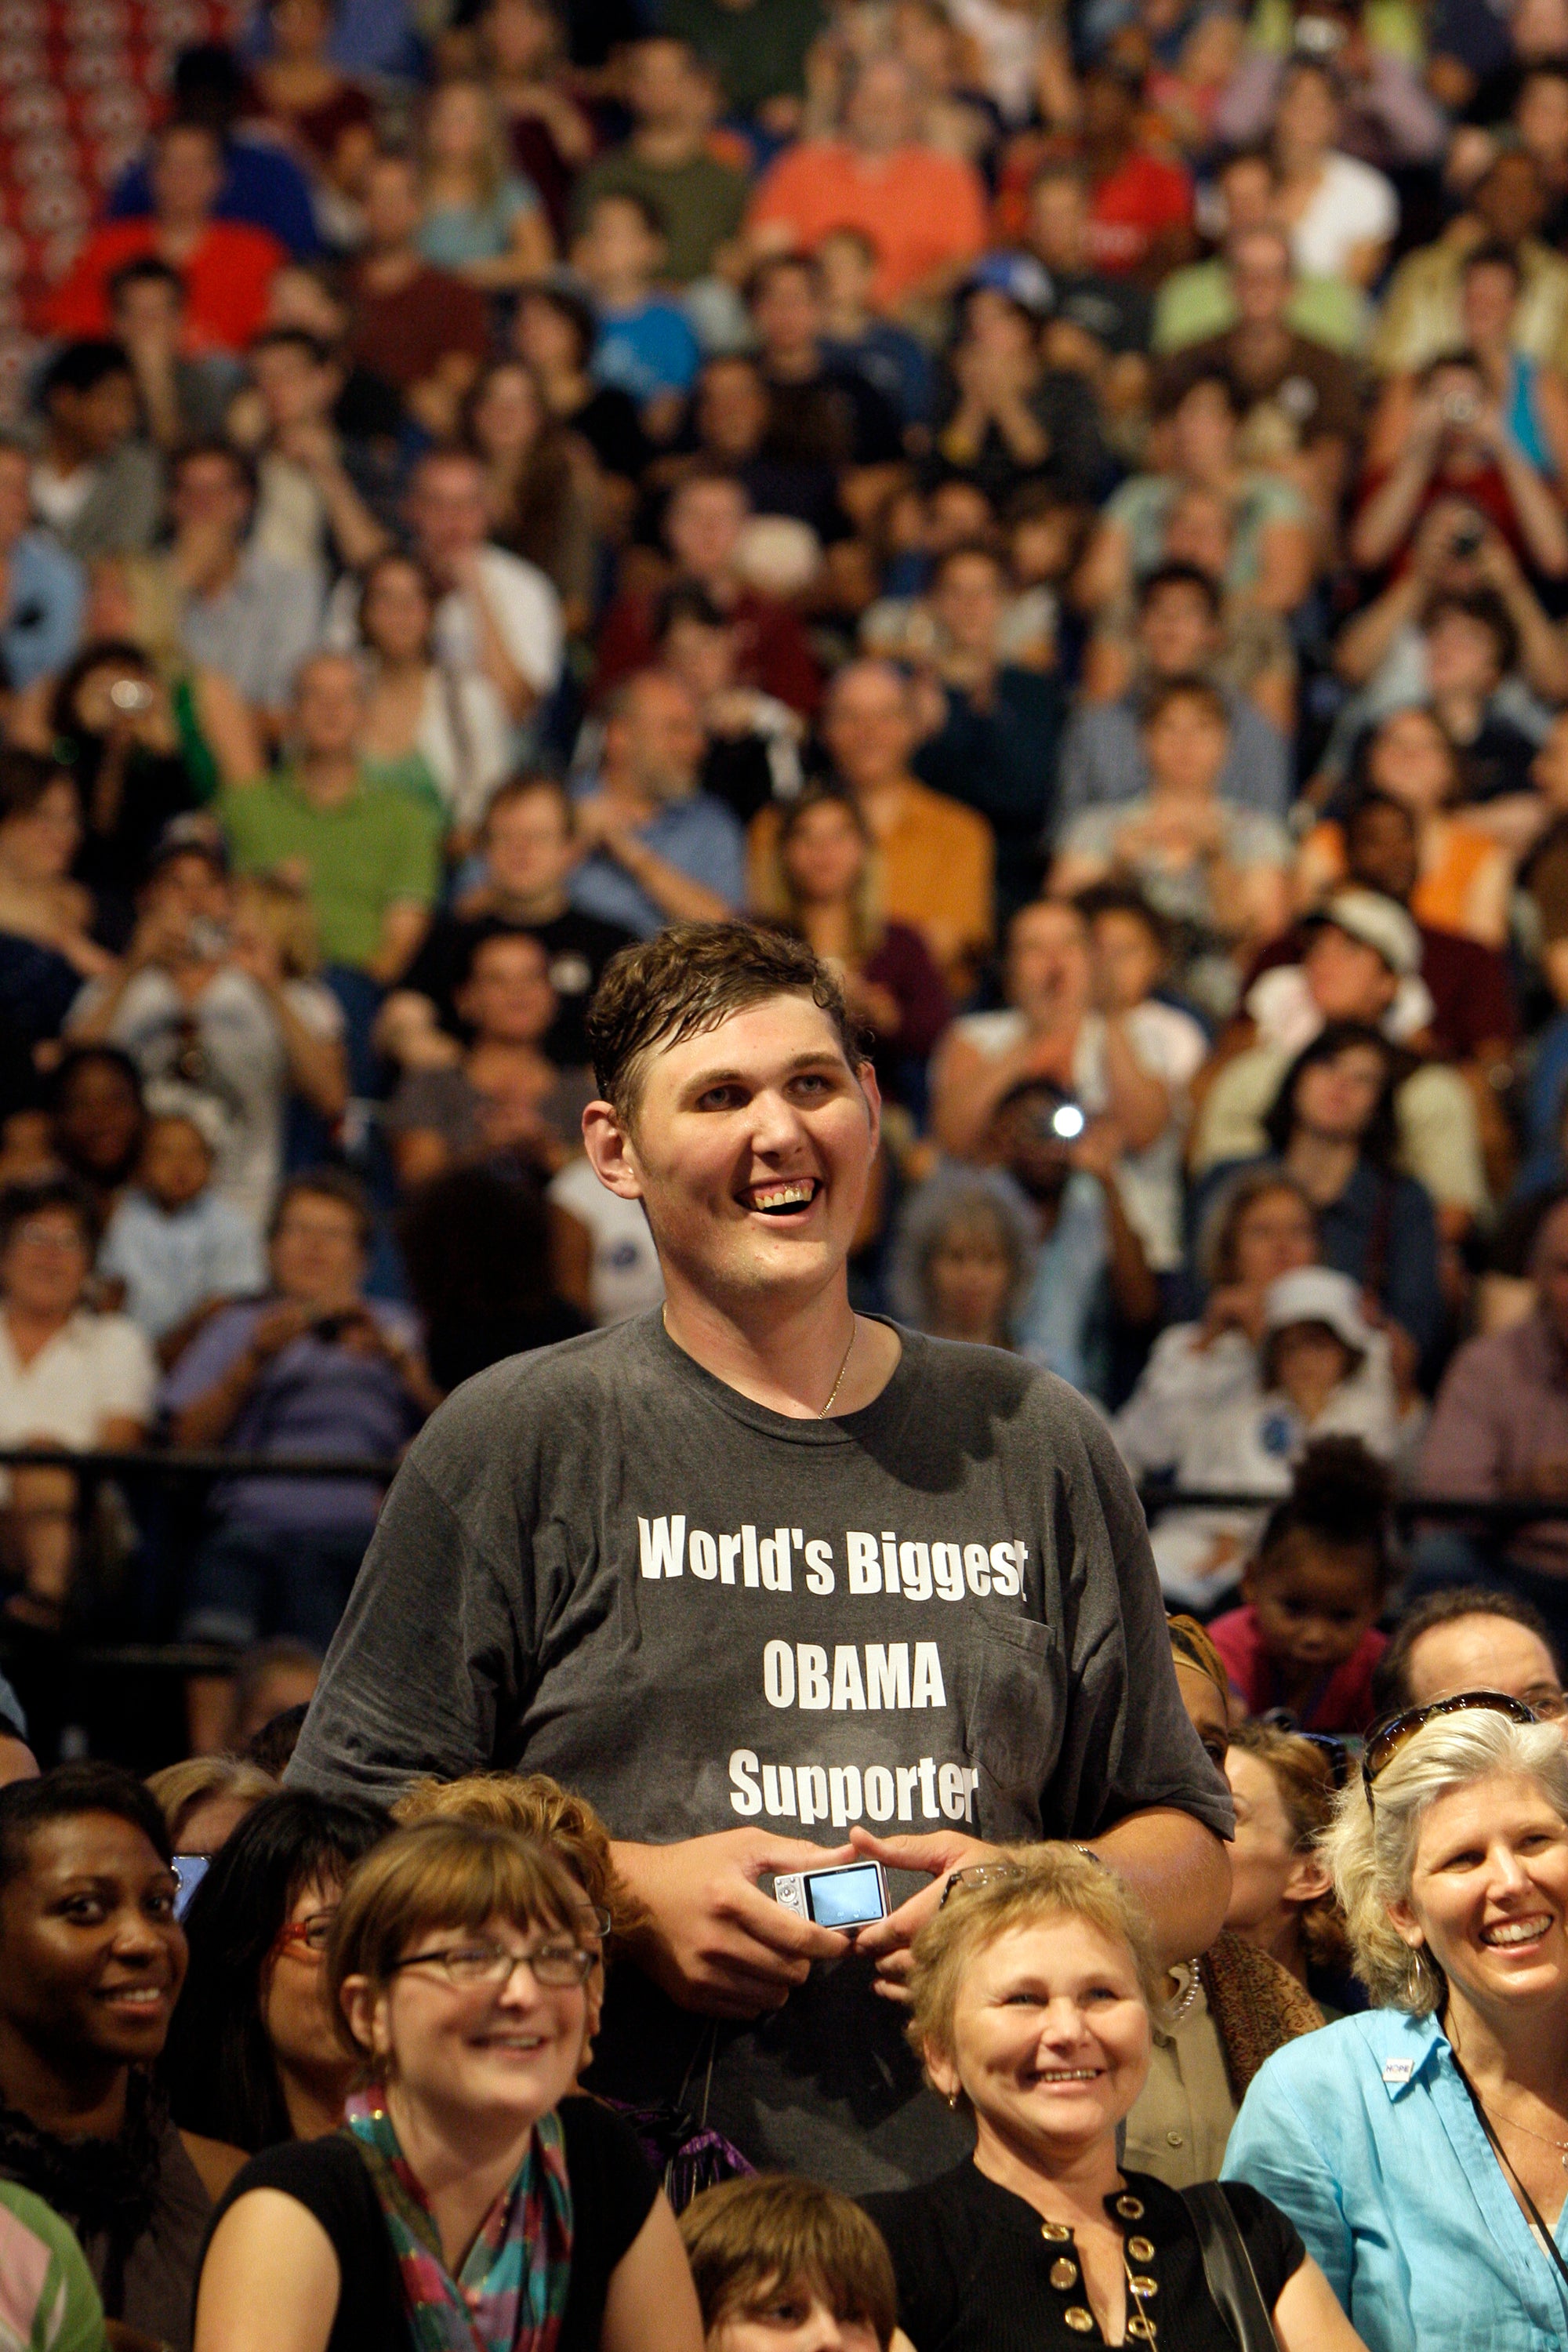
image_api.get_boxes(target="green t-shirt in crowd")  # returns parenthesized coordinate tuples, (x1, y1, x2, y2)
(658, 0, 825, 111)
(571, 148, 749, 283)
(0, 2182, 106, 2352)
(1152, 258, 1369, 355)
(220, 765, 443, 972)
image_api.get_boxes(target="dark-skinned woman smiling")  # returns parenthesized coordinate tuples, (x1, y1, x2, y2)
(0, 1763, 245, 2350)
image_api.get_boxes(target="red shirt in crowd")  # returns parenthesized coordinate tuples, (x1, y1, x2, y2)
(1085, 150, 1193, 276)
(347, 262, 491, 392)
(593, 583, 822, 717)
(1208, 1602, 1388, 1734)
(41, 219, 285, 352)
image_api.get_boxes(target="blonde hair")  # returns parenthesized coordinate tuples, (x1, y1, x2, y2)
(230, 872, 322, 979)
(146, 1755, 276, 1846)
(1324, 1710, 1568, 2013)
(423, 76, 510, 209)
(327, 1817, 590, 2059)
(680, 2176, 897, 2349)
(1229, 1721, 1350, 1971)
(906, 1846, 1166, 2091)
(391, 1773, 644, 1935)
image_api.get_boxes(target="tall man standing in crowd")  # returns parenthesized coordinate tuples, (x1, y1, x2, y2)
(289, 922, 1231, 2189)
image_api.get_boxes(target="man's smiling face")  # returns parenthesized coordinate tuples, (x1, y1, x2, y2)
(611, 993, 880, 1311)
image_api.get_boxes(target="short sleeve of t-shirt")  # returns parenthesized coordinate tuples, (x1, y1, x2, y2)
(88, 1315, 158, 1425)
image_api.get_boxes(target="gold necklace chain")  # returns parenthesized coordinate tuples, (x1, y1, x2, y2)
(661, 1309, 859, 1417)
(1480, 2094, 1568, 2169)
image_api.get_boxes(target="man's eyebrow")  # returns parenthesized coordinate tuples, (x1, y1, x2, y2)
(680, 1050, 850, 1094)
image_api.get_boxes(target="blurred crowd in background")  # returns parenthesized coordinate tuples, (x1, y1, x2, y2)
(9, 0, 1568, 1754)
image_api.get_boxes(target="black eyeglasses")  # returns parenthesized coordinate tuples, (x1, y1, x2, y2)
(385, 1937, 598, 1990)
(1362, 1690, 1537, 1799)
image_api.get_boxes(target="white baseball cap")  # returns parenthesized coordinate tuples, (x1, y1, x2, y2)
(1262, 1266, 1376, 1354)
(1320, 888, 1421, 979)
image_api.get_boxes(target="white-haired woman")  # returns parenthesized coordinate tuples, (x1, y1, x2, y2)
(862, 1848, 1366, 2350)
(885, 1170, 1037, 1351)
(1224, 1697, 1568, 2347)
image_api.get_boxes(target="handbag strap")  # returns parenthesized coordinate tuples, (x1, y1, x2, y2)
(1178, 2182, 1282, 2352)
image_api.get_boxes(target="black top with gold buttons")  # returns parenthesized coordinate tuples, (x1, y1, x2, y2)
(863, 2164, 1305, 2352)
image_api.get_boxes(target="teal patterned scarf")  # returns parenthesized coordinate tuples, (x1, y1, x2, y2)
(345, 2085, 573, 2352)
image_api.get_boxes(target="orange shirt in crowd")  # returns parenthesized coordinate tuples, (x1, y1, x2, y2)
(41, 219, 286, 352)
(750, 779, 995, 992)
(746, 140, 989, 311)
(1302, 816, 1512, 949)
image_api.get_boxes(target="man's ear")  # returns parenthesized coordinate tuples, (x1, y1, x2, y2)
(583, 1100, 645, 1201)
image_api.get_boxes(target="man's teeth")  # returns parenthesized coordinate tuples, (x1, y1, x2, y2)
(1485, 1918, 1552, 1946)
(750, 1182, 815, 1212)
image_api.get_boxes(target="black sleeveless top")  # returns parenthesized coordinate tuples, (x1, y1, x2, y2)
(201, 2096, 657, 2352)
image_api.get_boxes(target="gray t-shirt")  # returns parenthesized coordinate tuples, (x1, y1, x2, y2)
(287, 1313, 1231, 2190)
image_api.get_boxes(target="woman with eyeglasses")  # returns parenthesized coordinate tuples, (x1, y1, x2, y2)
(162, 1792, 390, 2154)
(1123, 1621, 1326, 2190)
(194, 1817, 702, 2352)
(1224, 1696, 1568, 2348)
(862, 1846, 1366, 2351)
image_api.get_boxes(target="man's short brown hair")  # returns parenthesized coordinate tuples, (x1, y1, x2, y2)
(679, 2174, 898, 2349)
(586, 920, 865, 1126)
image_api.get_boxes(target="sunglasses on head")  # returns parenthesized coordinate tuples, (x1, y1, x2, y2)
(1361, 1690, 1537, 1800)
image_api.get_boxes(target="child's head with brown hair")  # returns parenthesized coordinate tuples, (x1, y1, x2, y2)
(1242, 1437, 1393, 1701)
(679, 2174, 898, 2352)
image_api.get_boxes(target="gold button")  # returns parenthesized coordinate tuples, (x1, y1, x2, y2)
(1128, 2236, 1155, 2263)
(1130, 2275, 1158, 2298)
(1128, 2319, 1158, 2341)
(1040, 2221, 1073, 2241)
(1164, 2131, 1184, 2147)
(1064, 2308, 1095, 2333)
(1049, 2259, 1079, 2290)
(1116, 2194, 1145, 2220)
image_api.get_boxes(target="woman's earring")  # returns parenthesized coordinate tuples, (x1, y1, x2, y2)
(946, 2091, 960, 2111)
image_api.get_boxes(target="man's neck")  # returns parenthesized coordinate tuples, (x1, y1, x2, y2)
(851, 771, 914, 837)
(1229, 318, 1292, 373)
(486, 882, 568, 924)
(660, 1274, 901, 1421)
(595, 274, 653, 312)
(361, 245, 420, 292)
(765, 343, 822, 384)
(633, 122, 700, 169)
(39, 429, 90, 477)
(156, 216, 208, 266)
(298, 752, 361, 808)
(821, 299, 869, 339)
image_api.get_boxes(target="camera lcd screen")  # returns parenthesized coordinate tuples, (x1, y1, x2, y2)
(172, 1854, 209, 1919)
(804, 1863, 886, 1929)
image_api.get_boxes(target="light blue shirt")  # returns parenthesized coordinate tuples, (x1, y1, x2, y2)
(567, 786, 745, 938)
(1014, 1172, 1109, 1399)
(2, 532, 83, 688)
(100, 1188, 267, 1343)
(1223, 2008, 1568, 2351)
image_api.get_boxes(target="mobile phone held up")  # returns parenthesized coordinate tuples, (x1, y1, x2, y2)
(773, 1858, 889, 1931)
(172, 1853, 210, 1918)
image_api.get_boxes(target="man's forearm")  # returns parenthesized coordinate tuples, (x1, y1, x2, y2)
(1089, 1809, 1231, 1964)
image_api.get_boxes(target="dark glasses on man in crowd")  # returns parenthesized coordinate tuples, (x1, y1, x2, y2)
(1361, 1690, 1538, 1799)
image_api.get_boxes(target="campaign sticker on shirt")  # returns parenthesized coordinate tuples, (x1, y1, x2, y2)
(1381, 2058, 1414, 2085)
(1260, 1410, 1298, 1459)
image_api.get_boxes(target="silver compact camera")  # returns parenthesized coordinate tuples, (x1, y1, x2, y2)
(773, 1858, 890, 1931)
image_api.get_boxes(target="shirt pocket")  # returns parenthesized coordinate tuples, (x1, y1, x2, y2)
(960, 1603, 1062, 1832)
